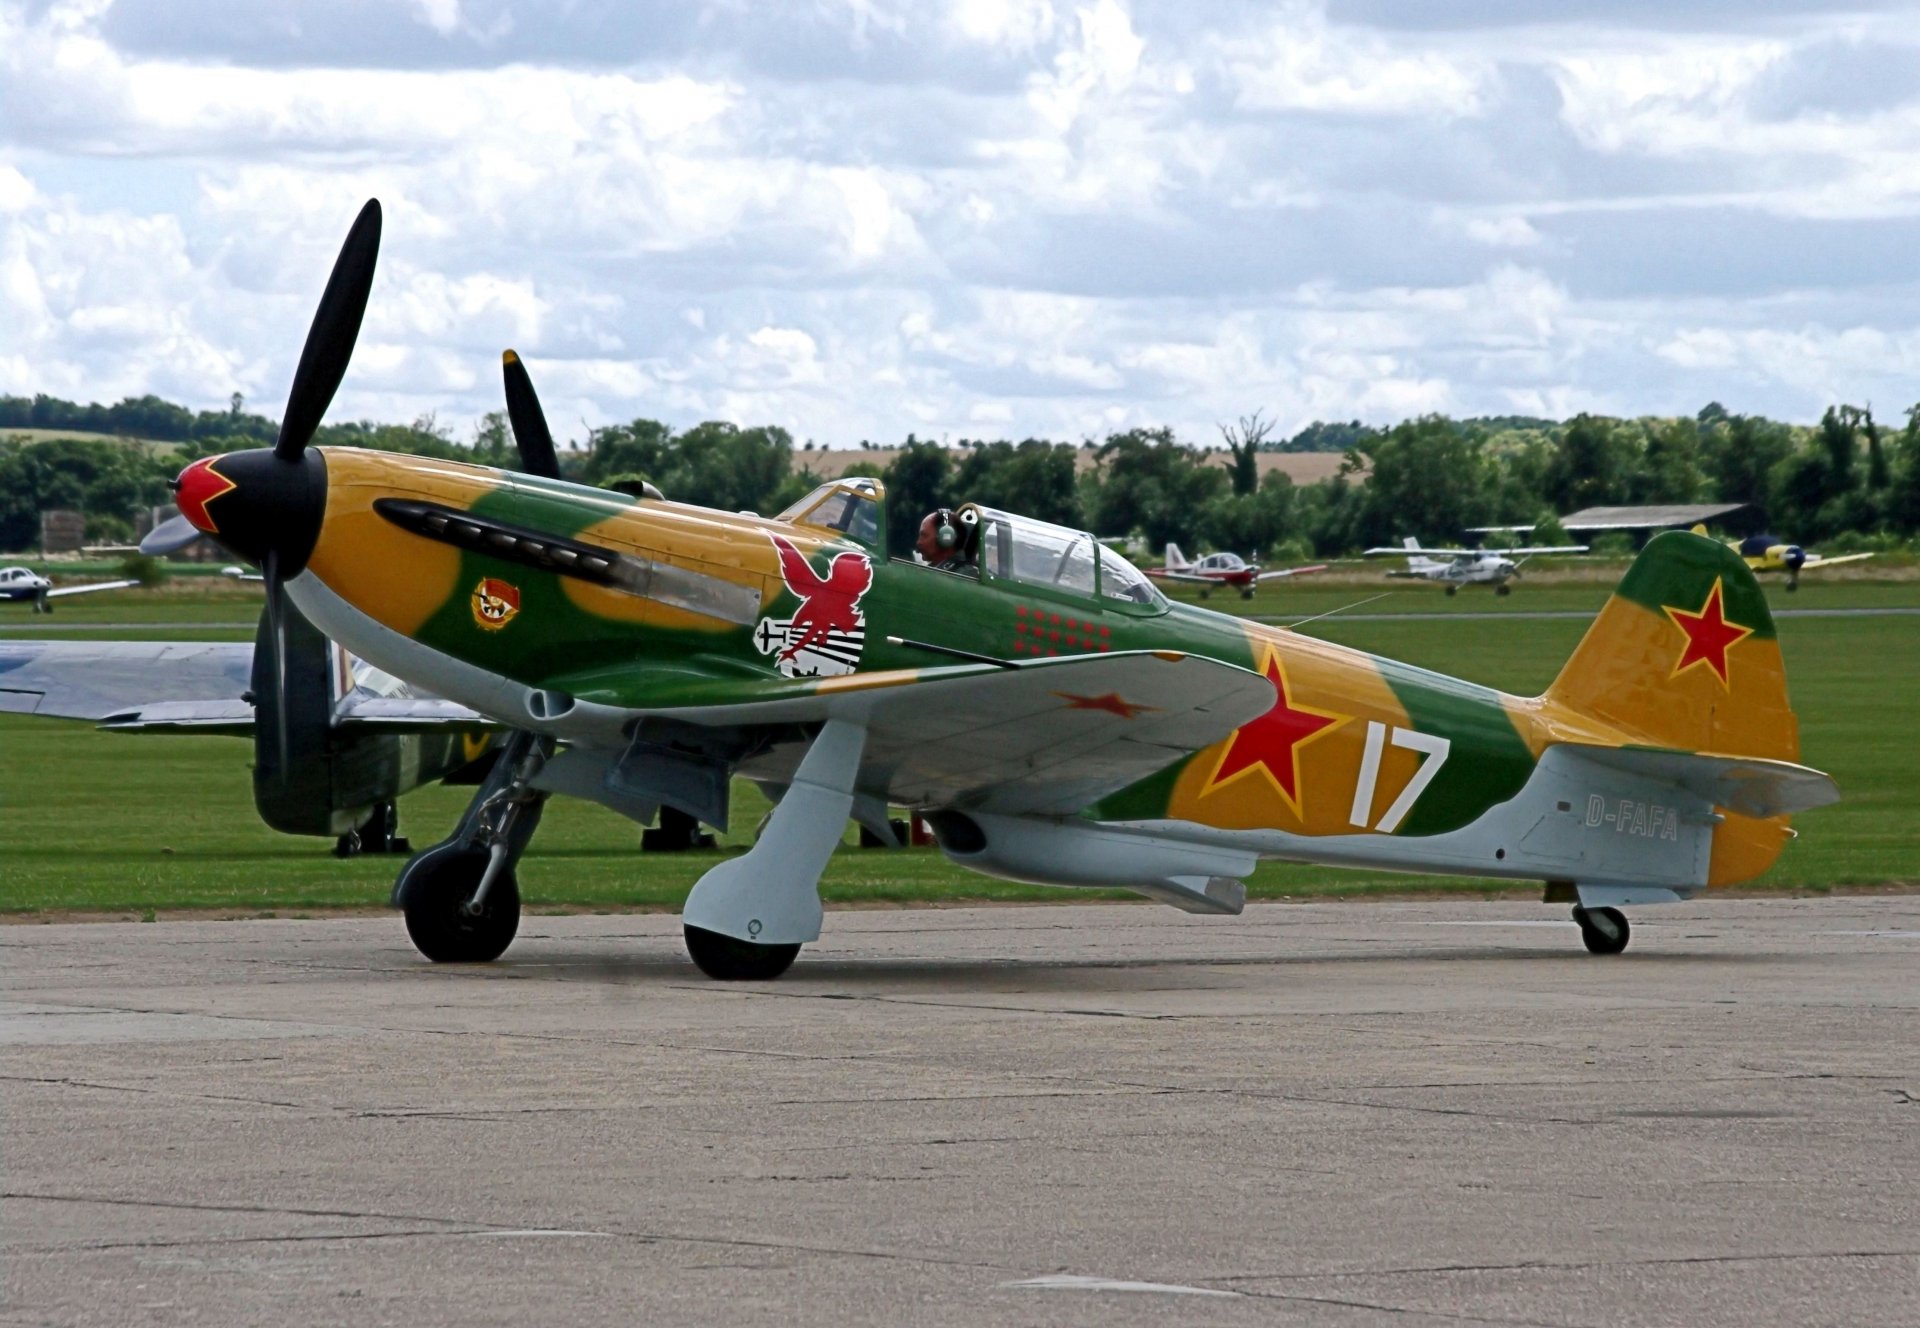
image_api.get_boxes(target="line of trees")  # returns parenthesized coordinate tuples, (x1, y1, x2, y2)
(5, 393, 1919, 559)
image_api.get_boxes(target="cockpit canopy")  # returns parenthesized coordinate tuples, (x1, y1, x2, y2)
(968, 505, 1165, 609)
(777, 478, 884, 550)
(1194, 552, 1250, 573)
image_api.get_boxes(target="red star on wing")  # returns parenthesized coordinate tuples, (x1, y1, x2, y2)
(1663, 577, 1754, 689)
(1202, 647, 1348, 815)
(1054, 691, 1157, 719)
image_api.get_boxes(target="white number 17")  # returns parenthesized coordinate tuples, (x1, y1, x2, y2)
(1348, 721, 1451, 833)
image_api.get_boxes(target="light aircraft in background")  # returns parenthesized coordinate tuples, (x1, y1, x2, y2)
(1366, 536, 1588, 596)
(0, 565, 138, 612)
(1147, 544, 1328, 599)
(1691, 528, 1873, 592)
(137, 197, 1838, 980)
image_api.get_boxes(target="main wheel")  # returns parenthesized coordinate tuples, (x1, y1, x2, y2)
(1495, 583, 1512, 597)
(1197, 588, 1211, 600)
(1240, 588, 1255, 601)
(1572, 905, 1630, 955)
(1445, 586, 1458, 597)
(684, 925, 801, 980)
(400, 847, 520, 963)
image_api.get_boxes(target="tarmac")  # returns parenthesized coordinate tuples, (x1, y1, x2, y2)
(3, 897, 1916, 1327)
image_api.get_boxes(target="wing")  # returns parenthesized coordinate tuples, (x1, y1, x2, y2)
(1488, 545, 1587, 556)
(0, 641, 253, 721)
(1363, 545, 1471, 558)
(43, 579, 139, 599)
(1145, 569, 1219, 584)
(561, 650, 1276, 817)
(1799, 552, 1874, 570)
(0, 639, 488, 734)
(1255, 563, 1328, 582)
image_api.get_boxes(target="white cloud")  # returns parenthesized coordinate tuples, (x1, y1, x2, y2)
(1220, 5, 1488, 117)
(1, 0, 1917, 446)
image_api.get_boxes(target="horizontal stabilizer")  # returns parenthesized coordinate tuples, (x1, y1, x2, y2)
(1562, 744, 1838, 820)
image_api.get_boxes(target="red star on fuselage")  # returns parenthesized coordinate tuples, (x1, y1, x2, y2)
(1663, 577, 1753, 689)
(1202, 647, 1347, 815)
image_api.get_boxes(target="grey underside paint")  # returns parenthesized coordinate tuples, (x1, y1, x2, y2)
(1100, 744, 1719, 892)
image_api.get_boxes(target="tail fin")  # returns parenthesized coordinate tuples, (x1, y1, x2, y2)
(1403, 536, 1419, 551)
(1164, 542, 1187, 571)
(1544, 531, 1804, 885)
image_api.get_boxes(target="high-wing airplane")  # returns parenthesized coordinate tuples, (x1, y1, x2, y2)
(136, 199, 1839, 980)
(0, 603, 497, 854)
(1702, 529, 1873, 592)
(1147, 544, 1328, 599)
(0, 565, 138, 612)
(1365, 536, 1588, 596)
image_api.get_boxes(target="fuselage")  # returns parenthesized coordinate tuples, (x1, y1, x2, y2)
(268, 452, 1626, 850)
(0, 567, 52, 601)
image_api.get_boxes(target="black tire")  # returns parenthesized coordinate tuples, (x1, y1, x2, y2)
(401, 848, 520, 963)
(1495, 583, 1512, 597)
(1572, 905, 1630, 955)
(1445, 586, 1458, 597)
(1240, 588, 1254, 601)
(1785, 580, 1799, 593)
(684, 925, 801, 980)
(1198, 588, 1210, 600)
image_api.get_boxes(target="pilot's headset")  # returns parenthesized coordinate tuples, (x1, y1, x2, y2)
(931, 507, 961, 551)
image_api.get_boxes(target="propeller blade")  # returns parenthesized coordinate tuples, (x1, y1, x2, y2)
(263, 549, 290, 775)
(501, 349, 561, 479)
(274, 199, 383, 462)
(139, 514, 205, 556)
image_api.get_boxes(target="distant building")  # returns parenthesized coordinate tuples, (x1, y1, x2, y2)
(40, 509, 85, 553)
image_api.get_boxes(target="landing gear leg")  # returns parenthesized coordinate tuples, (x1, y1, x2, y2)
(394, 730, 553, 963)
(1572, 905, 1630, 955)
(682, 720, 867, 980)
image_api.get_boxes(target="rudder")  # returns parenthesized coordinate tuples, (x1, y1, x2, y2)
(1543, 530, 1802, 885)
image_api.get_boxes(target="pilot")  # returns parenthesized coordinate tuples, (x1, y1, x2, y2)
(916, 507, 979, 573)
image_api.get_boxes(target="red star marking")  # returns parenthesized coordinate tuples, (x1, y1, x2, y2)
(174, 457, 236, 534)
(1663, 577, 1754, 689)
(1203, 647, 1348, 815)
(1055, 691, 1156, 719)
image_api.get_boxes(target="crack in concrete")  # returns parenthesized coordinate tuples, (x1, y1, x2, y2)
(1215, 1247, 1920, 1284)
(2, 1189, 1016, 1273)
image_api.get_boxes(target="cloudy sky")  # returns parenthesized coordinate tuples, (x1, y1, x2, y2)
(4, 0, 1920, 449)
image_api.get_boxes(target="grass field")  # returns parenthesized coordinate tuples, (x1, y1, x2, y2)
(1, 576, 1912, 916)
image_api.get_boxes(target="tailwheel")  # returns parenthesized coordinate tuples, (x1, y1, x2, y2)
(684, 925, 801, 981)
(401, 846, 520, 963)
(1572, 905, 1629, 956)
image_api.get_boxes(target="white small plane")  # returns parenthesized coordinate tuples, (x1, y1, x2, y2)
(0, 565, 138, 613)
(1148, 543, 1328, 600)
(1365, 536, 1587, 596)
